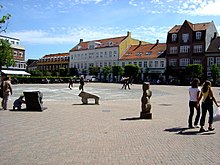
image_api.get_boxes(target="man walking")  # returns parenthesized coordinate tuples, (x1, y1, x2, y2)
(2, 76, 13, 110)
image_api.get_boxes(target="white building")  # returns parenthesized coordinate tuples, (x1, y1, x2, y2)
(0, 35, 26, 70)
(69, 32, 147, 75)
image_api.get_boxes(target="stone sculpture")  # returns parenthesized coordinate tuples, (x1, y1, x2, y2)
(140, 82, 152, 119)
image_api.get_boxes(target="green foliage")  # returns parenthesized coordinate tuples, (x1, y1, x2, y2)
(89, 66, 100, 76)
(0, 5, 11, 33)
(211, 64, 219, 85)
(112, 65, 124, 76)
(124, 64, 140, 78)
(30, 70, 43, 76)
(185, 64, 203, 78)
(102, 66, 111, 81)
(68, 68, 78, 76)
(0, 39, 15, 69)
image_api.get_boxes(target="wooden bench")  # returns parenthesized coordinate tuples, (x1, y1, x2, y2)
(78, 91, 99, 104)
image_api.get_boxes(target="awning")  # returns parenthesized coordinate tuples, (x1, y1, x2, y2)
(1, 70, 31, 75)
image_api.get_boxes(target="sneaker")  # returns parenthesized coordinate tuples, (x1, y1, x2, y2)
(199, 128, 206, 132)
(188, 125, 194, 129)
(194, 125, 200, 128)
(208, 127, 215, 131)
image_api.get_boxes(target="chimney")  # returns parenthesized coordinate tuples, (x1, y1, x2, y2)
(127, 31, 131, 37)
(156, 39, 159, 45)
(79, 39, 83, 43)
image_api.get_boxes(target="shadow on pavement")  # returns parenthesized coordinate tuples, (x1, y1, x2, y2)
(164, 127, 216, 135)
(120, 117, 148, 121)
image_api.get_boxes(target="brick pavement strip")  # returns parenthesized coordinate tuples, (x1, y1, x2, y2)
(0, 83, 220, 165)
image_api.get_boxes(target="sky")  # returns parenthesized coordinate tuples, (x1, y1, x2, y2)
(1, 0, 220, 60)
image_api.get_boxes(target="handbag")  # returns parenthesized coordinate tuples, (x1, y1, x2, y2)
(213, 107, 220, 122)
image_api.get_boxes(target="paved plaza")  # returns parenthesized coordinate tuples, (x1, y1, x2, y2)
(0, 83, 220, 165)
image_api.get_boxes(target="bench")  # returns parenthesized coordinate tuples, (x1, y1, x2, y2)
(78, 91, 99, 104)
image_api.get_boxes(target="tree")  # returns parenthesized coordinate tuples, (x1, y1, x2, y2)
(102, 66, 111, 82)
(89, 66, 100, 76)
(0, 39, 14, 70)
(185, 64, 203, 79)
(124, 64, 140, 79)
(112, 65, 124, 82)
(0, 5, 11, 33)
(211, 64, 219, 85)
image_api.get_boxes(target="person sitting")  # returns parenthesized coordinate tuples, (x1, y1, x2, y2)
(13, 95, 26, 110)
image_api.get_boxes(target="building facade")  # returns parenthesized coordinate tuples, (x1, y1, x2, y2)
(166, 20, 218, 80)
(0, 35, 26, 70)
(37, 53, 69, 71)
(119, 40, 166, 83)
(206, 36, 220, 77)
(69, 32, 148, 75)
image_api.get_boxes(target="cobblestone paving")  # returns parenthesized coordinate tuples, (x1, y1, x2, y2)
(0, 83, 220, 165)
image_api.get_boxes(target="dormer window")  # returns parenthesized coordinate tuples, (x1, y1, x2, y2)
(146, 52, 152, 55)
(107, 41, 113, 46)
(196, 32, 202, 40)
(89, 44, 95, 49)
(126, 53, 131, 56)
(171, 34, 177, 42)
(136, 52, 142, 56)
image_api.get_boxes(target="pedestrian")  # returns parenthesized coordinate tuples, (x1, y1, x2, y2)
(79, 76, 84, 91)
(188, 78, 201, 128)
(68, 78, 73, 90)
(13, 94, 26, 110)
(1, 76, 13, 110)
(197, 80, 219, 132)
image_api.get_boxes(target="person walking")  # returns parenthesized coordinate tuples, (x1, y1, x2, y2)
(197, 80, 219, 132)
(2, 76, 13, 110)
(188, 78, 201, 128)
(68, 78, 73, 90)
(79, 76, 85, 91)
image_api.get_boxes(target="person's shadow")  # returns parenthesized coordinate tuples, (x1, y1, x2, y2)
(164, 127, 215, 135)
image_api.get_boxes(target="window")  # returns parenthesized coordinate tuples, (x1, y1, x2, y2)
(160, 61, 165, 68)
(138, 61, 142, 67)
(89, 44, 95, 49)
(171, 34, 177, 42)
(169, 59, 177, 66)
(149, 61, 153, 67)
(122, 62, 125, 67)
(216, 57, 220, 67)
(136, 52, 142, 56)
(193, 45, 202, 53)
(146, 52, 152, 55)
(179, 58, 190, 66)
(196, 32, 202, 40)
(133, 62, 137, 66)
(155, 61, 158, 67)
(170, 47, 178, 54)
(192, 59, 201, 64)
(144, 61, 147, 67)
(14, 51, 17, 56)
(207, 57, 214, 67)
(180, 45, 190, 53)
(19, 52, 23, 57)
(182, 33, 189, 43)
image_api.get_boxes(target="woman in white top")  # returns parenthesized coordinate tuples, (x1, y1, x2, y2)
(188, 78, 201, 128)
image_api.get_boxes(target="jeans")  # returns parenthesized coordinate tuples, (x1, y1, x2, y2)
(188, 101, 200, 126)
(200, 102, 214, 127)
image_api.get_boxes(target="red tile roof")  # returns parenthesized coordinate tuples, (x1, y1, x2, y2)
(69, 35, 127, 52)
(120, 43, 166, 60)
(168, 20, 212, 33)
(43, 53, 69, 58)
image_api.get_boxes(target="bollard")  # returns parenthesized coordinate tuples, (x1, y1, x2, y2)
(140, 82, 152, 119)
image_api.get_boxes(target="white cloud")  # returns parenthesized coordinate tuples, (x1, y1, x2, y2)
(128, 0, 220, 16)
(7, 25, 169, 45)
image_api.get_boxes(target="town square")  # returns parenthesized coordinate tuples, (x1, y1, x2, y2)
(1, 83, 220, 164)
(1, 0, 220, 164)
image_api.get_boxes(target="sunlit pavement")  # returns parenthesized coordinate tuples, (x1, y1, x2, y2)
(1, 83, 220, 165)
